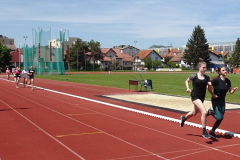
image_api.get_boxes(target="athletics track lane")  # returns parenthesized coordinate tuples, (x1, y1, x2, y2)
(0, 77, 240, 159)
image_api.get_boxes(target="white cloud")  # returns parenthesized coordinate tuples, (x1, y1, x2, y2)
(1, 0, 240, 48)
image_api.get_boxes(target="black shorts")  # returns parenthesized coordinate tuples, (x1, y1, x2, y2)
(191, 95, 205, 103)
(29, 77, 34, 79)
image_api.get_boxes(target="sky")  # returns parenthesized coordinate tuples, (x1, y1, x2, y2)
(1, 0, 240, 49)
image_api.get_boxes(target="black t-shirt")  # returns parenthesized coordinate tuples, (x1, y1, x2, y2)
(189, 73, 210, 100)
(211, 76, 231, 101)
(28, 69, 35, 78)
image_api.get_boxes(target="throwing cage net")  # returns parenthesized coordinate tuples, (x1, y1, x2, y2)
(23, 29, 66, 75)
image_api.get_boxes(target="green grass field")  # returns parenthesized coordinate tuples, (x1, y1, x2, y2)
(36, 72, 240, 104)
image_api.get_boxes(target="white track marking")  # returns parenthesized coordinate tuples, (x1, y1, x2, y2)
(27, 84, 240, 138)
(30, 89, 240, 159)
(1, 88, 168, 160)
(1, 78, 240, 159)
(0, 100, 86, 160)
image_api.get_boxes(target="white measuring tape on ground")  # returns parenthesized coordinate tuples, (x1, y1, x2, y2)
(1, 78, 240, 138)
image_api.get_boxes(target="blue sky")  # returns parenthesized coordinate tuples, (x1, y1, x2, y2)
(1, 0, 240, 49)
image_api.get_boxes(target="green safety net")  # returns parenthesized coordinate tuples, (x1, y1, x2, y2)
(23, 29, 65, 75)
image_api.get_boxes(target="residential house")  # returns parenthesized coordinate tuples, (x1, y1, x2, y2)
(113, 45, 140, 57)
(161, 49, 182, 61)
(0, 35, 14, 45)
(169, 52, 186, 67)
(100, 48, 134, 70)
(166, 48, 229, 69)
(134, 50, 162, 70)
(49, 37, 78, 49)
(208, 49, 229, 69)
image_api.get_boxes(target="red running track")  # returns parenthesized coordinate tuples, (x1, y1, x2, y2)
(0, 76, 240, 160)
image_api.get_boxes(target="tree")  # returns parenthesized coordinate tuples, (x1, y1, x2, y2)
(88, 40, 104, 69)
(144, 57, 152, 70)
(164, 57, 173, 64)
(231, 37, 240, 67)
(69, 39, 88, 71)
(183, 25, 209, 68)
(144, 56, 161, 70)
(69, 39, 103, 71)
(0, 43, 12, 70)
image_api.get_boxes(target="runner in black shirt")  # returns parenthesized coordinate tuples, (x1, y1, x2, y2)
(28, 66, 35, 90)
(208, 66, 238, 138)
(180, 58, 213, 139)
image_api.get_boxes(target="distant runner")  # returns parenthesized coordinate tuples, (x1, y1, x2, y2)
(6, 68, 11, 81)
(28, 66, 35, 90)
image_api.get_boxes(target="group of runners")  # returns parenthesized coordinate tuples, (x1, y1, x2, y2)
(180, 58, 238, 139)
(5, 66, 35, 90)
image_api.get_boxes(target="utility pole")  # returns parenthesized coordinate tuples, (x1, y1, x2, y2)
(134, 41, 137, 71)
(77, 50, 78, 72)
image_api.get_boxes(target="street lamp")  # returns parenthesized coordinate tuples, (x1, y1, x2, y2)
(23, 36, 28, 47)
(134, 41, 137, 71)
(18, 44, 22, 68)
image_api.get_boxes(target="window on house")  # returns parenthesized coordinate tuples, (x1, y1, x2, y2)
(155, 57, 158, 61)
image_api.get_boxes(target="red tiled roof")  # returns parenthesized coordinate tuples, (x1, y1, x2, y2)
(170, 52, 183, 62)
(101, 48, 111, 54)
(122, 53, 134, 61)
(112, 48, 122, 58)
(135, 50, 156, 60)
(209, 49, 228, 57)
(161, 49, 181, 58)
(102, 56, 111, 61)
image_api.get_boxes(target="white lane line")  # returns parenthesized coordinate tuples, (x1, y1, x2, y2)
(31, 85, 240, 139)
(33, 91, 240, 159)
(1, 77, 239, 138)
(1, 88, 168, 160)
(0, 100, 86, 160)
(2, 80, 240, 159)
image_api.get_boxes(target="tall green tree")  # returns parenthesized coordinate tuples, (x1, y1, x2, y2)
(88, 40, 104, 66)
(231, 37, 240, 67)
(69, 39, 103, 71)
(69, 38, 88, 71)
(0, 43, 12, 70)
(183, 25, 209, 68)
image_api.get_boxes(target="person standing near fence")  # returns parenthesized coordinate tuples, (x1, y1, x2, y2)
(208, 66, 238, 138)
(28, 66, 35, 90)
(6, 68, 11, 81)
(180, 58, 214, 139)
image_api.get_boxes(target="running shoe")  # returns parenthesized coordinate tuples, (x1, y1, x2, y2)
(202, 131, 211, 139)
(209, 130, 217, 138)
(207, 108, 214, 116)
(180, 116, 186, 127)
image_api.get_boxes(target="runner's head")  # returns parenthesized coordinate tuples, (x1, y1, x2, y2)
(197, 58, 207, 73)
(217, 66, 227, 77)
